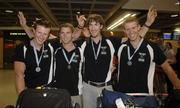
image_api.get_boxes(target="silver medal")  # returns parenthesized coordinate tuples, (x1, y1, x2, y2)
(32, 41, 44, 73)
(67, 65, 71, 70)
(127, 61, 132, 66)
(91, 39, 102, 60)
(35, 67, 41, 72)
(127, 39, 144, 67)
(62, 49, 75, 70)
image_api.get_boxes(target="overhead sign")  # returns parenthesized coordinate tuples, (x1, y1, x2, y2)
(4, 30, 29, 40)
(9, 32, 26, 36)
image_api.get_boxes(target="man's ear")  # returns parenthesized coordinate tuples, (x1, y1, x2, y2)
(137, 24, 141, 31)
(123, 28, 126, 33)
(32, 28, 35, 34)
(100, 25, 103, 29)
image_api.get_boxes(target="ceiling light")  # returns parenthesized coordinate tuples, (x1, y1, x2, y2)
(107, 12, 139, 30)
(131, 14, 137, 17)
(174, 28, 180, 32)
(110, 31, 114, 36)
(5, 10, 14, 13)
(107, 21, 124, 30)
(175, 1, 180, 5)
(107, 13, 131, 30)
(171, 14, 178, 17)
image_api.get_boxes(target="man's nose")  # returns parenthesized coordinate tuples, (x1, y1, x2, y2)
(129, 30, 134, 34)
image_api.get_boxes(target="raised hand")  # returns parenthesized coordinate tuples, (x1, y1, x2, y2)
(17, 11, 35, 38)
(145, 5, 157, 26)
(17, 11, 27, 27)
(139, 5, 157, 38)
(76, 14, 86, 28)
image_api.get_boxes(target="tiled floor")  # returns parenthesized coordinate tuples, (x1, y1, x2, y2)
(0, 69, 170, 108)
(0, 69, 17, 108)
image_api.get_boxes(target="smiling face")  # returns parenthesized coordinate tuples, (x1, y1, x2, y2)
(86, 14, 105, 38)
(59, 23, 74, 45)
(33, 25, 50, 46)
(88, 21, 103, 38)
(60, 27, 73, 44)
(123, 18, 141, 42)
(32, 19, 51, 46)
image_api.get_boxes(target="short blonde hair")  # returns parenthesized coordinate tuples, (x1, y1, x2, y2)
(59, 23, 74, 33)
(122, 17, 139, 29)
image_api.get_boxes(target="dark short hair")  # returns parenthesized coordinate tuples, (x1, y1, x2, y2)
(32, 18, 51, 29)
(86, 14, 105, 28)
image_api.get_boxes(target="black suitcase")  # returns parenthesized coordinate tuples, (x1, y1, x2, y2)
(16, 88, 72, 108)
(165, 89, 180, 108)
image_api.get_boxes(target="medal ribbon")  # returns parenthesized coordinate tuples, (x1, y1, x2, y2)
(127, 38, 143, 61)
(91, 39, 102, 60)
(32, 40, 44, 67)
(62, 49, 75, 65)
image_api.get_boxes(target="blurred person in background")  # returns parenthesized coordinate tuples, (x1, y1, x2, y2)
(164, 42, 176, 65)
(164, 42, 176, 93)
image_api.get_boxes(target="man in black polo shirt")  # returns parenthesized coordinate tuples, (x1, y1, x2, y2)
(116, 17, 180, 95)
(14, 19, 54, 94)
(52, 23, 83, 107)
(75, 6, 157, 108)
(75, 14, 121, 108)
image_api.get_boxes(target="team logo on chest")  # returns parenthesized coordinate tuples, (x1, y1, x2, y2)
(138, 52, 146, 62)
(72, 54, 79, 63)
(43, 49, 49, 58)
(101, 46, 107, 55)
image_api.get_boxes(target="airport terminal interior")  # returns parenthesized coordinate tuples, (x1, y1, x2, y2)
(0, 0, 180, 107)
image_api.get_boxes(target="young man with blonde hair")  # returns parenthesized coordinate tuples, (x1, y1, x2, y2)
(52, 23, 83, 107)
(116, 17, 180, 95)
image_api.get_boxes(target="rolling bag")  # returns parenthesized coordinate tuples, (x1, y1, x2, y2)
(101, 89, 158, 108)
(16, 88, 72, 108)
(165, 89, 180, 108)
